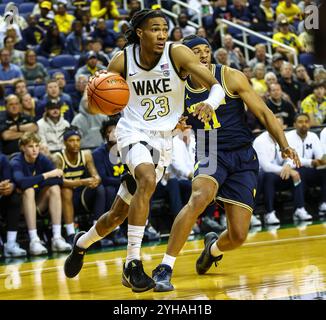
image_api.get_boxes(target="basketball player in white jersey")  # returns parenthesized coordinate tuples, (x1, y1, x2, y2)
(64, 9, 225, 293)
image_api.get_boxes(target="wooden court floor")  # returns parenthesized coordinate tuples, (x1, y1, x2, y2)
(0, 222, 325, 300)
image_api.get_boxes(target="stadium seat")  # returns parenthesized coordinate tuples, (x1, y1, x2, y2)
(48, 68, 70, 80)
(202, 15, 214, 30)
(50, 54, 77, 71)
(299, 53, 316, 67)
(0, 4, 6, 15)
(27, 85, 34, 96)
(2, 0, 24, 4)
(18, 2, 35, 14)
(33, 85, 46, 99)
(63, 83, 76, 94)
(37, 56, 50, 68)
(118, 8, 128, 15)
(249, 34, 267, 46)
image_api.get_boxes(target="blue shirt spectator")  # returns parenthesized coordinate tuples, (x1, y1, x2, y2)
(66, 20, 87, 56)
(0, 49, 23, 86)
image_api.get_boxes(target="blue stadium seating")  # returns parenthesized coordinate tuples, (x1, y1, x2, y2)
(0, 4, 6, 15)
(18, 2, 34, 14)
(299, 53, 316, 67)
(249, 34, 268, 46)
(47, 68, 70, 80)
(37, 56, 50, 68)
(63, 83, 76, 94)
(32, 85, 46, 99)
(50, 54, 77, 71)
(2, 0, 24, 4)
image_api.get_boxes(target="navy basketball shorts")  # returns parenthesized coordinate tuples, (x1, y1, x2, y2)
(194, 145, 259, 213)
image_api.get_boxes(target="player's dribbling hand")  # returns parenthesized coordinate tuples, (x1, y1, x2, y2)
(193, 102, 214, 123)
(281, 147, 301, 168)
(94, 69, 109, 77)
(175, 116, 191, 131)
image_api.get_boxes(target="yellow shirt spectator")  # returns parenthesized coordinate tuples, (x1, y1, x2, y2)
(273, 31, 302, 54)
(251, 78, 268, 96)
(276, 0, 301, 23)
(54, 3, 75, 35)
(301, 93, 326, 126)
(90, 0, 120, 32)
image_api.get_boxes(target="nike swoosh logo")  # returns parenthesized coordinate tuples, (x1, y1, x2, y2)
(129, 72, 137, 77)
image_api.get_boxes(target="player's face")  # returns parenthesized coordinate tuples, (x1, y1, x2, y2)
(139, 17, 169, 54)
(105, 125, 117, 145)
(295, 115, 310, 134)
(22, 142, 40, 161)
(65, 135, 81, 154)
(191, 44, 211, 69)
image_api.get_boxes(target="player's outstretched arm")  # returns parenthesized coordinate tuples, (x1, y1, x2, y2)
(107, 51, 125, 76)
(172, 45, 225, 122)
(224, 67, 301, 167)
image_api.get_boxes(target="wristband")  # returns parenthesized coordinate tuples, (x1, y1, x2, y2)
(203, 83, 225, 110)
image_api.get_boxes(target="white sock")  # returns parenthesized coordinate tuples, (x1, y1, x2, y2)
(77, 225, 102, 249)
(161, 254, 176, 269)
(7, 231, 17, 245)
(28, 229, 39, 241)
(125, 224, 145, 267)
(52, 224, 61, 239)
(210, 241, 223, 257)
(65, 223, 75, 236)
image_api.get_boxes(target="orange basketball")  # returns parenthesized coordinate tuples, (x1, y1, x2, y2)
(87, 72, 130, 115)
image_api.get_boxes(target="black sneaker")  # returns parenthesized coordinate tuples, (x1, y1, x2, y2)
(152, 264, 174, 292)
(64, 231, 87, 278)
(196, 232, 223, 275)
(122, 259, 155, 293)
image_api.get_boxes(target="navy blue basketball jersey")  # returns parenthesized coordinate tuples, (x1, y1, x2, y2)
(184, 64, 254, 151)
(56, 150, 87, 180)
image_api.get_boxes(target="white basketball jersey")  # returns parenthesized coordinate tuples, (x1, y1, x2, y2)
(119, 42, 185, 131)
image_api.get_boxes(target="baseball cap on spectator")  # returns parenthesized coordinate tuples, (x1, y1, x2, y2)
(45, 100, 62, 109)
(272, 53, 285, 63)
(40, 1, 52, 10)
(279, 18, 289, 26)
(86, 50, 97, 60)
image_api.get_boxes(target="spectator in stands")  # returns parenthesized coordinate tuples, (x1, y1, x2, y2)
(0, 48, 23, 86)
(196, 26, 208, 39)
(53, 126, 104, 244)
(13, 79, 28, 99)
(276, 0, 302, 24)
(91, 18, 118, 54)
(242, 65, 253, 83)
(20, 93, 36, 118)
(169, 27, 184, 42)
(248, 44, 271, 70)
(222, 34, 245, 69)
(71, 91, 108, 149)
(36, 1, 55, 33)
(92, 117, 128, 246)
(91, 38, 110, 66)
(212, 0, 232, 33)
(286, 113, 326, 216)
(0, 95, 38, 156)
(66, 20, 87, 57)
(22, 15, 45, 48)
(251, 63, 268, 97)
(0, 17, 23, 48)
(0, 152, 26, 258)
(252, 0, 274, 32)
(3, 36, 24, 67)
(214, 48, 238, 68)
(21, 49, 49, 85)
(128, 0, 142, 20)
(279, 62, 302, 109)
(0, 85, 5, 111)
(90, 0, 126, 33)
(11, 132, 72, 255)
(271, 52, 285, 79)
(266, 83, 296, 128)
(36, 80, 74, 123)
(230, 0, 252, 28)
(314, 67, 326, 83)
(75, 50, 107, 81)
(301, 81, 326, 126)
(320, 127, 326, 153)
(37, 100, 70, 153)
(177, 12, 197, 38)
(54, 1, 75, 35)
(52, 71, 67, 96)
(253, 116, 310, 224)
(273, 18, 303, 63)
(70, 74, 87, 112)
(264, 71, 278, 88)
(298, 24, 314, 53)
(109, 34, 127, 59)
(80, 10, 94, 37)
(295, 64, 313, 99)
(39, 25, 66, 58)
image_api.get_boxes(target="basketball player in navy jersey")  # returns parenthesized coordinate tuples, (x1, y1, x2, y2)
(152, 35, 301, 291)
(64, 9, 226, 293)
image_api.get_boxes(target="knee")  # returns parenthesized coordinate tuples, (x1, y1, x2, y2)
(137, 173, 156, 195)
(23, 188, 35, 198)
(229, 229, 248, 247)
(188, 190, 214, 214)
(61, 188, 72, 201)
(49, 185, 60, 195)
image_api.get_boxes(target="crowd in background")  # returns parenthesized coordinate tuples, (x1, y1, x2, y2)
(0, 0, 325, 259)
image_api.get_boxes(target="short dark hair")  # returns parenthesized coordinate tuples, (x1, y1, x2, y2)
(100, 115, 120, 139)
(294, 113, 310, 122)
